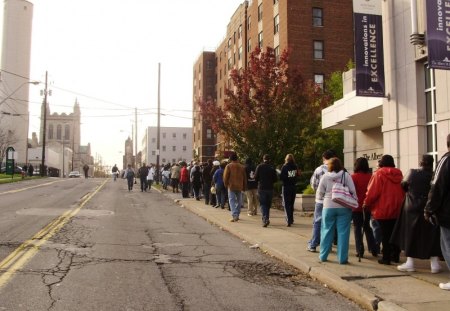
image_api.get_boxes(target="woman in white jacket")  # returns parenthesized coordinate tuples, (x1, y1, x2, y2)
(316, 157, 356, 264)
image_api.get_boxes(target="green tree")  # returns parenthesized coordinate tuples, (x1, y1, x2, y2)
(198, 47, 332, 169)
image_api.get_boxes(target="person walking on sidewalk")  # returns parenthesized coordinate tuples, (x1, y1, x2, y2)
(191, 164, 203, 200)
(138, 163, 149, 192)
(147, 164, 156, 191)
(425, 134, 450, 290)
(210, 160, 220, 207)
(316, 157, 355, 264)
(279, 154, 299, 227)
(245, 158, 258, 216)
(363, 154, 404, 266)
(351, 157, 378, 258)
(223, 153, 247, 222)
(307, 149, 337, 252)
(254, 154, 278, 227)
(392, 154, 442, 274)
(124, 164, 135, 192)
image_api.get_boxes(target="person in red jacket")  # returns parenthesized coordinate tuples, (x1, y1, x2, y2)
(179, 162, 190, 198)
(363, 154, 404, 265)
(351, 157, 378, 258)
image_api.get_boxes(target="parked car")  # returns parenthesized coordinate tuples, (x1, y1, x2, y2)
(0, 165, 23, 174)
(68, 171, 81, 178)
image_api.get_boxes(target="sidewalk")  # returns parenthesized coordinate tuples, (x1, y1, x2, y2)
(160, 189, 450, 311)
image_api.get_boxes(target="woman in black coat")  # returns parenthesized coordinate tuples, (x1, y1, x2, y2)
(391, 155, 442, 273)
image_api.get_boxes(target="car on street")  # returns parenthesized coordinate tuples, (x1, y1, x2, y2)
(0, 165, 23, 174)
(68, 171, 81, 178)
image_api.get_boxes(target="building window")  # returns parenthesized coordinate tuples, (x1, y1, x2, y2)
(258, 31, 263, 48)
(313, 40, 324, 59)
(183, 133, 187, 139)
(248, 15, 251, 30)
(258, 4, 263, 21)
(183, 146, 187, 151)
(162, 158, 166, 163)
(238, 25, 242, 38)
(274, 14, 279, 34)
(64, 124, 70, 140)
(206, 129, 212, 139)
(152, 150, 156, 156)
(172, 146, 176, 151)
(425, 64, 438, 166)
(247, 39, 252, 53)
(56, 124, 62, 140)
(162, 145, 166, 152)
(172, 158, 176, 163)
(152, 138, 156, 143)
(274, 46, 280, 63)
(228, 57, 232, 70)
(172, 133, 176, 138)
(228, 38, 232, 48)
(162, 132, 166, 138)
(313, 8, 323, 26)
(238, 46, 242, 60)
(274, 0, 279, 4)
(314, 74, 324, 89)
(48, 124, 54, 139)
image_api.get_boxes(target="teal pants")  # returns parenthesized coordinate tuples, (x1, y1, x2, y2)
(319, 207, 352, 264)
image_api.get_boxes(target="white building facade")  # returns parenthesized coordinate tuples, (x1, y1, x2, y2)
(0, 0, 34, 164)
(143, 127, 193, 166)
(322, 0, 450, 173)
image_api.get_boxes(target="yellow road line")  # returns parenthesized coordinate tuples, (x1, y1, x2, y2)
(0, 180, 65, 196)
(0, 179, 107, 288)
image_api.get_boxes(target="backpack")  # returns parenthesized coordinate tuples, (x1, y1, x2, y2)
(126, 169, 134, 179)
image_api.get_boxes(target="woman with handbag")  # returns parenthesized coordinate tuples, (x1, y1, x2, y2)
(316, 157, 356, 264)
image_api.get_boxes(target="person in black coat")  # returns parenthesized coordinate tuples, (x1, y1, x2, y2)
(392, 155, 442, 273)
(279, 154, 299, 227)
(254, 154, 278, 227)
(191, 164, 203, 201)
(202, 159, 213, 205)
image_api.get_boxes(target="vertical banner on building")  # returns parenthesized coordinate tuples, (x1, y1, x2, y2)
(354, 0, 385, 97)
(426, 1, 450, 70)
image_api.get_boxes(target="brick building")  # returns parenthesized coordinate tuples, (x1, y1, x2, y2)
(193, 0, 354, 161)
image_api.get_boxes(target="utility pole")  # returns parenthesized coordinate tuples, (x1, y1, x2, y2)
(41, 71, 48, 177)
(156, 63, 161, 185)
(135, 107, 138, 168)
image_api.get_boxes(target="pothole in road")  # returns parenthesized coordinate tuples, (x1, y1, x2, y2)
(225, 260, 320, 294)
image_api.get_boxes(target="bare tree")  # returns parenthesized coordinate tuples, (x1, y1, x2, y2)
(0, 126, 17, 165)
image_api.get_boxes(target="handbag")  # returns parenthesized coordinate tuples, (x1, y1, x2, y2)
(210, 185, 216, 194)
(331, 172, 358, 209)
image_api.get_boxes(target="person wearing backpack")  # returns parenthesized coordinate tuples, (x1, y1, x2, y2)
(124, 164, 135, 192)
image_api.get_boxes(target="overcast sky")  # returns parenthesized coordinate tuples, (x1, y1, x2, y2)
(5, 0, 243, 167)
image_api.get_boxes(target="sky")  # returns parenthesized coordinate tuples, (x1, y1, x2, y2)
(3, 0, 244, 167)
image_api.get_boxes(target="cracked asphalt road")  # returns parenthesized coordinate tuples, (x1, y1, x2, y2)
(0, 178, 363, 311)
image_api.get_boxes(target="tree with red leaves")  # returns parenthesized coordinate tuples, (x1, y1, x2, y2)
(198, 47, 338, 170)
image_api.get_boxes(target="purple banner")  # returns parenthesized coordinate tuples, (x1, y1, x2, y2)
(427, 1, 450, 70)
(354, 13, 385, 97)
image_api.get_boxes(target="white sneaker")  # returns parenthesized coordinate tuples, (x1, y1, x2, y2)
(431, 266, 442, 274)
(397, 263, 415, 272)
(439, 282, 450, 290)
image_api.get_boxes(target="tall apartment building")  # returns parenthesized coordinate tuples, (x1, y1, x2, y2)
(193, 0, 354, 160)
(0, 0, 34, 164)
(322, 1, 450, 173)
(143, 127, 193, 166)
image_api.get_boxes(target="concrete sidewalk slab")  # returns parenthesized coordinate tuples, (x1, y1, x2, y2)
(160, 189, 450, 311)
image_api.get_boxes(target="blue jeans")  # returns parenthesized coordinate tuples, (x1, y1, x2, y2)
(308, 202, 323, 248)
(320, 207, 352, 264)
(282, 185, 296, 225)
(228, 190, 242, 218)
(441, 226, 450, 271)
(258, 189, 273, 224)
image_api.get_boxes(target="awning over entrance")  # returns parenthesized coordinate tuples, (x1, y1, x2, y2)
(321, 90, 386, 131)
